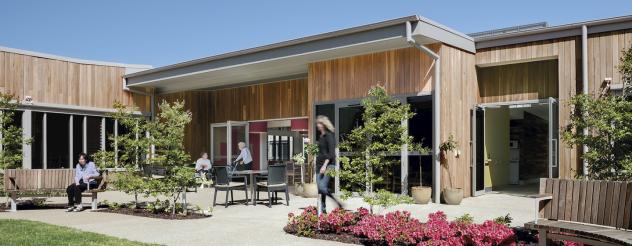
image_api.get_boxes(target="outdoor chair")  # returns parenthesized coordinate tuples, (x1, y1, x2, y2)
(212, 166, 248, 208)
(256, 164, 289, 207)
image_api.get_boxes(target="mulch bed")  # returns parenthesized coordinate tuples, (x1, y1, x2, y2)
(97, 207, 210, 220)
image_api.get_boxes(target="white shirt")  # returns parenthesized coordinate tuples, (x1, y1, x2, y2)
(195, 158, 211, 170)
(235, 147, 253, 164)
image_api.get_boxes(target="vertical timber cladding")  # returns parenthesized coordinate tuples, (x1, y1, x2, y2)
(157, 78, 308, 157)
(307, 45, 479, 197)
(0, 51, 150, 111)
(476, 37, 580, 179)
(477, 59, 559, 103)
(587, 29, 632, 95)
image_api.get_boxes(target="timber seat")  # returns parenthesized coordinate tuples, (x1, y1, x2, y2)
(526, 178, 632, 246)
(3, 169, 109, 212)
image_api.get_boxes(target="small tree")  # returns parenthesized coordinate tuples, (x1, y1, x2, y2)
(0, 93, 31, 170)
(563, 46, 632, 181)
(336, 85, 417, 213)
(145, 100, 195, 215)
(94, 102, 152, 206)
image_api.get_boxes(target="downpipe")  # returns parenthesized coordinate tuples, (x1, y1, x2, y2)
(406, 21, 441, 204)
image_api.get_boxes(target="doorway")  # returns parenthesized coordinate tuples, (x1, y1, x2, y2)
(210, 121, 248, 165)
(471, 98, 559, 196)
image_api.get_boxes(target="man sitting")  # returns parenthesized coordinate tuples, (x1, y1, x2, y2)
(66, 153, 100, 212)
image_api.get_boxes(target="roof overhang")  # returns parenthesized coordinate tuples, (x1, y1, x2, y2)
(475, 15, 632, 49)
(125, 15, 474, 94)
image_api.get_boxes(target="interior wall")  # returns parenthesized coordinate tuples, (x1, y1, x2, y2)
(484, 106, 510, 188)
(517, 112, 549, 181)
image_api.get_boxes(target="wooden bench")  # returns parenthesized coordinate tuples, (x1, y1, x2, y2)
(3, 169, 108, 212)
(526, 178, 632, 246)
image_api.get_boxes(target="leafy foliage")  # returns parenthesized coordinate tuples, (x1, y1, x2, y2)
(563, 46, 632, 181)
(0, 93, 31, 169)
(335, 85, 420, 212)
(96, 101, 195, 214)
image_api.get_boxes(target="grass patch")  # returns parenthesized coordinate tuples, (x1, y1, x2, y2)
(0, 219, 161, 246)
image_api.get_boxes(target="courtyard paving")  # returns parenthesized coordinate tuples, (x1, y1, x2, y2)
(0, 188, 536, 245)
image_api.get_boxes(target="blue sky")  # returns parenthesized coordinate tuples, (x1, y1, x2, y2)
(1, 0, 631, 67)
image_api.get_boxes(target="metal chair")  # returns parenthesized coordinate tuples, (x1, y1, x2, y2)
(256, 165, 289, 207)
(212, 166, 248, 207)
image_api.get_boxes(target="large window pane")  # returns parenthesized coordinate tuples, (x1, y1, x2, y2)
(31, 112, 43, 169)
(86, 116, 102, 158)
(46, 113, 70, 169)
(72, 116, 84, 162)
(105, 118, 115, 152)
(212, 126, 227, 165)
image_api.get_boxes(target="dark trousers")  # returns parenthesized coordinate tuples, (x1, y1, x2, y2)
(316, 165, 337, 212)
(66, 182, 96, 206)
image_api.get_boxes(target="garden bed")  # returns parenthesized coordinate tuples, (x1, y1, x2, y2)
(98, 207, 209, 220)
(283, 206, 550, 246)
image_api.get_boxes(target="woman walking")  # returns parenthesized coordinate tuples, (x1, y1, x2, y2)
(315, 115, 342, 214)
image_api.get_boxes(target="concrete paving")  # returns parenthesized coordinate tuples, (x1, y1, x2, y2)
(0, 188, 536, 245)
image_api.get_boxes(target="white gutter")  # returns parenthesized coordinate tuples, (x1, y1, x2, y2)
(406, 21, 442, 204)
(581, 25, 589, 177)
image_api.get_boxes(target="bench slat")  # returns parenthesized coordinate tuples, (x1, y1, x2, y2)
(552, 179, 560, 219)
(624, 182, 632, 230)
(564, 180, 574, 221)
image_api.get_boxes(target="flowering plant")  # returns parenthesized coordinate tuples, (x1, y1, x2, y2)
(286, 208, 518, 246)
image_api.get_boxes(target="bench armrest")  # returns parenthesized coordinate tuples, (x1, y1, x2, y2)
(530, 193, 552, 223)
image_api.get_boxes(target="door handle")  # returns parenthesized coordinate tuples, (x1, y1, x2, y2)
(484, 159, 492, 166)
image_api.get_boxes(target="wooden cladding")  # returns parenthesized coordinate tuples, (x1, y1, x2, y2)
(439, 45, 478, 197)
(157, 78, 308, 157)
(308, 46, 438, 103)
(587, 29, 632, 95)
(208, 79, 308, 123)
(539, 178, 632, 230)
(0, 51, 149, 111)
(477, 59, 559, 103)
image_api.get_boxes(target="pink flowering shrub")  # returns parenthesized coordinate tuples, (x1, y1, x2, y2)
(350, 210, 424, 246)
(285, 206, 319, 236)
(286, 208, 517, 246)
(318, 207, 369, 233)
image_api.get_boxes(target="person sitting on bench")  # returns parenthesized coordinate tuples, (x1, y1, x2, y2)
(66, 153, 100, 212)
(234, 142, 253, 171)
(195, 152, 212, 176)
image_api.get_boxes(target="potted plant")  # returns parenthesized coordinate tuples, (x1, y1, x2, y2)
(440, 135, 463, 205)
(410, 143, 432, 204)
(301, 143, 319, 198)
(292, 153, 306, 196)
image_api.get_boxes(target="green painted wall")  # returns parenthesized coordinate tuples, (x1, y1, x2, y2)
(484, 106, 510, 188)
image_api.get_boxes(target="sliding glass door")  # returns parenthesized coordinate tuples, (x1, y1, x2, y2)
(210, 121, 249, 166)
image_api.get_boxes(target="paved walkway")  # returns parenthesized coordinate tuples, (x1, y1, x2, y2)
(0, 188, 536, 245)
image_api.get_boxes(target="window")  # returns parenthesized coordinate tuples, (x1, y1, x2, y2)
(46, 113, 70, 169)
(267, 134, 293, 162)
(85, 116, 102, 158)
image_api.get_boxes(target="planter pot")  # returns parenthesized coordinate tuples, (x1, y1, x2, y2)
(294, 183, 304, 196)
(411, 186, 432, 204)
(302, 183, 318, 198)
(442, 187, 463, 205)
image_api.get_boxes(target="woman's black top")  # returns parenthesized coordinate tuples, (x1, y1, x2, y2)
(316, 131, 336, 167)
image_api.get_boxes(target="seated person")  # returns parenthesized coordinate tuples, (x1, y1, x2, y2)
(66, 153, 100, 212)
(234, 142, 253, 171)
(195, 152, 212, 179)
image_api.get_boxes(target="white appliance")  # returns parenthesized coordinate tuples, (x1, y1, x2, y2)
(509, 141, 520, 185)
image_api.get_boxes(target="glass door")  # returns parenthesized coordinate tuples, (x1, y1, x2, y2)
(548, 97, 559, 178)
(471, 106, 486, 196)
(210, 121, 249, 166)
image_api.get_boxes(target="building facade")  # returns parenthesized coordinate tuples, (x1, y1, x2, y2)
(3, 15, 631, 203)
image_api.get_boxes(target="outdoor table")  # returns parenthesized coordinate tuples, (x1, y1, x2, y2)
(233, 170, 268, 205)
